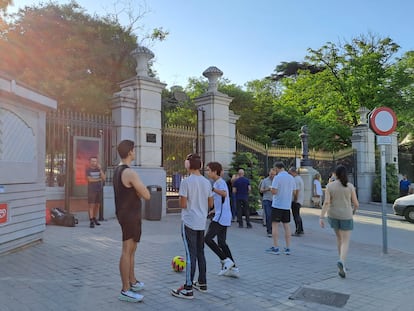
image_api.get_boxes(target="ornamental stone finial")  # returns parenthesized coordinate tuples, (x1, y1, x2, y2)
(358, 106, 370, 125)
(203, 66, 223, 93)
(131, 46, 155, 77)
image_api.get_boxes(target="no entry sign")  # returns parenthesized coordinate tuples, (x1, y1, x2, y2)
(369, 107, 397, 136)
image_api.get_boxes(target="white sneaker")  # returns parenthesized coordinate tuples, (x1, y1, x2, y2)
(218, 258, 235, 276)
(118, 290, 144, 302)
(130, 281, 144, 292)
(226, 267, 240, 278)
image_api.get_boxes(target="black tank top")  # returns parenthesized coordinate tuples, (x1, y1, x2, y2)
(113, 164, 141, 216)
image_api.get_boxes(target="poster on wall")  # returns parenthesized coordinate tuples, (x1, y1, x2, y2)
(73, 136, 102, 197)
(0, 203, 9, 225)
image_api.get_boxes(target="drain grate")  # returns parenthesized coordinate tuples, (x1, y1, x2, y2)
(289, 286, 350, 308)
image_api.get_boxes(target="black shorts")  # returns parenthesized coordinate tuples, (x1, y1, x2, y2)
(88, 191, 102, 204)
(117, 209, 142, 242)
(271, 208, 291, 223)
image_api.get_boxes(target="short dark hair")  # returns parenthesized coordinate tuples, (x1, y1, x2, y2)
(117, 140, 134, 159)
(186, 153, 202, 170)
(274, 162, 285, 169)
(207, 162, 222, 175)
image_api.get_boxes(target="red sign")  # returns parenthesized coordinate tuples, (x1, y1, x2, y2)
(0, 203, 8, 224)
(369, 107, 397, 136)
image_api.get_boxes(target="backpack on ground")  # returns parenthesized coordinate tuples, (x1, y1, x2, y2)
(50, 207, 78, 227)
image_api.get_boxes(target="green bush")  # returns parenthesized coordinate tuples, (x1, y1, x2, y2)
(229, 152, 261, 210)
(372, 163, 399, 203)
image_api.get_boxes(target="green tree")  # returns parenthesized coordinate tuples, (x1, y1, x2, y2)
(306, 34, 401, 125)
(0, 1, 167, 114)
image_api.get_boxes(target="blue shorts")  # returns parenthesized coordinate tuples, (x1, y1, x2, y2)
(328, 217, 353, 230)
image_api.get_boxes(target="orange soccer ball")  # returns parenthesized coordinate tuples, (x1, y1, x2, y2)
(171, 256, 186, 272)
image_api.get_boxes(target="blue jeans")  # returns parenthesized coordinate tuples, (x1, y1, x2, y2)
(262, 200, 272, 234)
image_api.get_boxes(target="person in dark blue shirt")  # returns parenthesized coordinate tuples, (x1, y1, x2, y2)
(232, 169, 252, 228)
(399, 175, 411, 197)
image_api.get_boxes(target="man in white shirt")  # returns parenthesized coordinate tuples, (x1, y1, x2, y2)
(265, 162, 296, 255)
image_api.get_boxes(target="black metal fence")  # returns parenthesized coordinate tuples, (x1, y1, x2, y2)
(45, 111, 356, 194)
(45, 110, 112, 191)
(236, 132, 356, 186)
(162, 125, 204, 192)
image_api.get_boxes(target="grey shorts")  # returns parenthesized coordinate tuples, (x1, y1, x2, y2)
(328, 217, 353, 230)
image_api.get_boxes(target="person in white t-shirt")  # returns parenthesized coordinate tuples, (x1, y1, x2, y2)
(205, 162, 239, 278)
(313, 173, 323, 208)
(265, 162, 296, 255)
(171, 154, 213, 300)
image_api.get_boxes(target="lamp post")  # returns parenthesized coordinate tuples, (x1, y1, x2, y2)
(64, 126, 71, 213)
(98, 129, 104, 221)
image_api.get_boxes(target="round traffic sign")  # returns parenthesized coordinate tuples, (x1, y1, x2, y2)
(369, 107, 397, 136)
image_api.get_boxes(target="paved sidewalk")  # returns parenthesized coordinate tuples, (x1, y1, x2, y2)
(1, 205, 413, 311)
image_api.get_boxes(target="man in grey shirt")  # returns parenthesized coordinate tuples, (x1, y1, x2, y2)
(289, 167, 305, 236)
(260, 168, 276, 237)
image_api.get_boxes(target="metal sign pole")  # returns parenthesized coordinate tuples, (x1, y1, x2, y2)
(380, 143, 388, 254)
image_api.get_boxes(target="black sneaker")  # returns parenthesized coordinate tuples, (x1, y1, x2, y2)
(247, 223, 252, 229)
(171, 285, 193, 299)
(90, 221, 95, 228)
(192, 281, 207, 292)
(93, 218, 101, 226)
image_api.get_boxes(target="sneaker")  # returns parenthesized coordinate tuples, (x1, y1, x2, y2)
(246, 223, 252, 229)
(93, 218, 101, 226)
(226, 266, 240, 278)
(130, 281, 144, 292)
(284, 247, 291, 255)
(171, 285, 194, 299)
(89, 221, 95, 228)
(267, 233, 272, 238)
(337, 261, 346, 278)
(238, 224, 243, 228)
(192, 281, 207, 292)
(118, 290, 144, 303)
(265, 246, 280, 255)
(218, 258, 235, 276)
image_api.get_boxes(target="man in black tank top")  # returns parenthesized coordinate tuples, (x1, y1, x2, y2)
(113, 140, 150, 303)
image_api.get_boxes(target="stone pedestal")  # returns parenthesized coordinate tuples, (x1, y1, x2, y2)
(298, 166, 319, 207)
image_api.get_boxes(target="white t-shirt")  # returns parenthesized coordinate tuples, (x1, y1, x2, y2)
(293, 175, 305, 205)
(179, 174, 213, 230)
(314, 179, 323, 196)
(271, 171, 296, 210)
(212, 178, 232, 226)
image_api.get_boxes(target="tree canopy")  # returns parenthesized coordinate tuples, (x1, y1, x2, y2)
(0, 1, 167, 114)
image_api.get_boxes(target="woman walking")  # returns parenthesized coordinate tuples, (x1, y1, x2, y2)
(319, 165, 359, 278)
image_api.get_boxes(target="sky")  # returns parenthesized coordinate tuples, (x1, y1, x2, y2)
(8, 0, 414, 88)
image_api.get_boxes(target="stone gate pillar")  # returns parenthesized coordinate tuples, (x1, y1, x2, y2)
(112, 46, 166, 167)
(351, 107, 376, 203)
(193, 66, 237, 171)
(110, 46, 167, 218)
